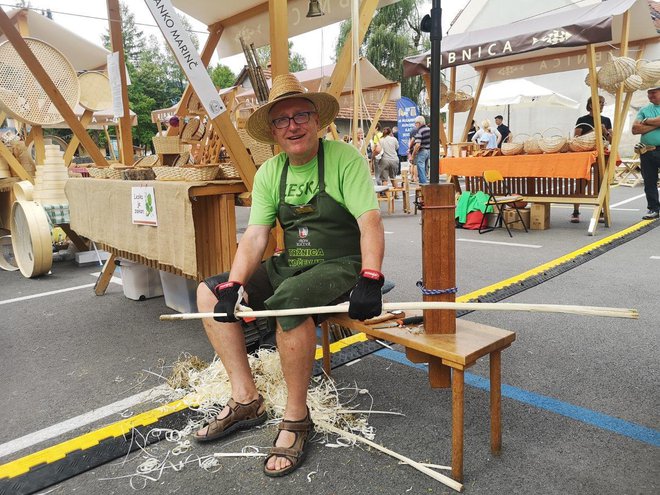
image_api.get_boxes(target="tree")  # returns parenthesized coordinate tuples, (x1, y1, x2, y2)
(101, 3, 146, 67)
(255, 42, 307, 72)
(210, 64, 236, 89)
(334, 0, 429, 107)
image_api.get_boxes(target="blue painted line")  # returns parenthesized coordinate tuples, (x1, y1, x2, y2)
(374, 348, 660, 448)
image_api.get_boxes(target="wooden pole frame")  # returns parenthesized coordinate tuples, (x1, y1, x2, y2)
(106, 0, 134, 165)
(0, 8, 110, 168)
(460, 69, 488, 142)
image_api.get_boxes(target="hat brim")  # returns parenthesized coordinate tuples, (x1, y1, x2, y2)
(245, 93, 339, 145)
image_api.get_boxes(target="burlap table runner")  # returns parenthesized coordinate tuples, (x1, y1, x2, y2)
(66, 178, 202, 276)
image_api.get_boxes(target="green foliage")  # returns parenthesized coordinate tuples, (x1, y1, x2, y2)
(255, 42, 307, 72)
(100, 2, 204, 149)
(210, 64, 236, 89)
(334, 0, 429, 107)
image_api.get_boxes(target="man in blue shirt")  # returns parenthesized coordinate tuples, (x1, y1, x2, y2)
(632, 86, 660, 220)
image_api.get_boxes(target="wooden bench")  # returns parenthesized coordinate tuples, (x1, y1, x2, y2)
(462, 162, 602, 205)
(320, 314, 515, 483)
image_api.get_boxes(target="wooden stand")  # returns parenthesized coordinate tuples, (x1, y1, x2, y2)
(320, 181, 516, 483)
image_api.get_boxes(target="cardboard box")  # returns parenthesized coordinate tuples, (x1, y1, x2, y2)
(119, 260, 163, 301)
(503, 208, 530, 230)
(160, 271, 198, 313)
(530, 203, 551, 230)
(530, 203, 551, 229)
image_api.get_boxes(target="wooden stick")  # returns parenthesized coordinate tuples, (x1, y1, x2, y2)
(316, 420, 463, 492)
(160, 301, 638, 321)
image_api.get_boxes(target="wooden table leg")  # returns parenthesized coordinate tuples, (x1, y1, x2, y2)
(452, 367, 464, 482)
(59, 223, 89, 252)
(321, 321, 331, 378)
(94, 253, 116, 296)
(490, 349, 502, 454)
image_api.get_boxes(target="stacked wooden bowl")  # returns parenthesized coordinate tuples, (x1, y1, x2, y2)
(33, 144, 69, 204)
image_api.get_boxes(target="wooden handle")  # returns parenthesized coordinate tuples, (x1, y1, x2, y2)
(159, 301, 638, 321)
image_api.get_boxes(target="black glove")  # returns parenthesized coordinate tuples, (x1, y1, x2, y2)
(212, 281, 244, 323)
(348, 269, 384, 320)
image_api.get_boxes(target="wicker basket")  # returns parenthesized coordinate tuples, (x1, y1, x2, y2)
(217, 162, 241, 180)
(636, 59, 660, 85)
(87, 167, 110, 179)
(539, 128, 568, 154)
(421, 73, 449, 107)
(153, 136, 182, 154)
(597, 53, 636, 89)
(136, 155, 159, 168)
(153, 166, 186, 181)
(523, 134, 543, 154)
(173, 152, 191, 167)
(622, 74, 644, 92)
(501, 141, 524, 156)
(568, 124, 597, 152)
(181, 118, 200, 141)
(449, 86, 473, 113)
(180, 165, 219, 181)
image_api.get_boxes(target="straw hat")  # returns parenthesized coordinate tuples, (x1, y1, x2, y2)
(246, 73, 339, 144)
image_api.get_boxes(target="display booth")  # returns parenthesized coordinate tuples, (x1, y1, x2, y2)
(404, 0, 659, 234)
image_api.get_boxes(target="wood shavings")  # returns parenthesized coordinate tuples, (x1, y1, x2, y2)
(316, 420, 463, 492)
(166, 353, 208, 389)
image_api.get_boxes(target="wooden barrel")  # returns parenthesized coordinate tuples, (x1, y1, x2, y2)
(10, 200, 52, 278)
(0, 235, 18, 271)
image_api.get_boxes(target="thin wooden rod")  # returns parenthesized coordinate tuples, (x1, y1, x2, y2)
(160, 301, 638, 321)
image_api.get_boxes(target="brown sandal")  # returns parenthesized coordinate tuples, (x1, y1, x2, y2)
(194, 395, 267, 443)
(263, 408, 314, 477)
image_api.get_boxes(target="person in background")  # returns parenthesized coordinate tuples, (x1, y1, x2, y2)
(324, 125, 335, 141)
(353, 127, 365, 153)
(373, 127, 399, 186)
(571, 95, 612, 223)
(407, 131, 418, 182)
(467, 120, 478, 142)
(495, 115, 511, 147)
(194, 74, 384, 477)
(393, 126, 405, 176)
(410, 116, 431, 184)
(471, 119, 500, 150)
(631, 85, 660, 220)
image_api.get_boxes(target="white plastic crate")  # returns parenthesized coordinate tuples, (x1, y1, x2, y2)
(119, 260, 163, 301)
(159, 271, 198, 313)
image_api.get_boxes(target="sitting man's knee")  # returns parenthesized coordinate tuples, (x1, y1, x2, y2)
(197, 282, 215, 312)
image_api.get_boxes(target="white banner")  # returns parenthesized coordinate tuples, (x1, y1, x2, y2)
(145, 0, 226, 119)
(107, 52, 124, 118)
(132, 186, 158, 226)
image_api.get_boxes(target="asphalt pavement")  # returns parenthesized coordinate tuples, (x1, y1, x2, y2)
(0, 182, 658, 495)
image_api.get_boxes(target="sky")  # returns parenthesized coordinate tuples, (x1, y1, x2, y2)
(1, 0, 467, 74)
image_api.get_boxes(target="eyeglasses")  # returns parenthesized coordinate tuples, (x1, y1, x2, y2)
(271, 111, 317, 129)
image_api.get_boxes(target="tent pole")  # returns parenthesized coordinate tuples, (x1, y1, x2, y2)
(428, 0, 442, 184)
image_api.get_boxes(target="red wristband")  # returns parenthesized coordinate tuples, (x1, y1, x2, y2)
(360, 269, 383, 281)
(215, 280, 242, 291)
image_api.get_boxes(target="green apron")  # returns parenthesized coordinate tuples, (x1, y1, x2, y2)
(264, 140, 363, 331)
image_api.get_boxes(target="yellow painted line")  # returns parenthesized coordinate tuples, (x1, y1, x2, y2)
(456, 220, 655, 302)
(1, 336, 370, 480)
(0, 400, 188, 479)
(315, 332, 368, 360)
(4, 220, 654, 480)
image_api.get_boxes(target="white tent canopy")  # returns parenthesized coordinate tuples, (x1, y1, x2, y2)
(171, 0, 398, 57)
(1, 8, 109, 71)
(478, 79, 579, 109)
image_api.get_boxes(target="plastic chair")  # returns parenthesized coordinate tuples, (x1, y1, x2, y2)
(479, 170, 528, 237)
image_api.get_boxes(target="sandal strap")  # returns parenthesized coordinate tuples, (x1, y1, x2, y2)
(278, 420, 313, 432)
(267, 446, 301, 460)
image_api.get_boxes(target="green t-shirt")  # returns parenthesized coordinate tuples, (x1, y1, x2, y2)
(637, 104, 660, 146)
(249, 140, 378, 226)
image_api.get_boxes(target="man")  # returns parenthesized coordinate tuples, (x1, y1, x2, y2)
(411, 115, 431, 184)
(494, 115, 511, 148)
(195, 74, 385, 477)
(571, 95, 612, 223)
(632, 85, 660, 220)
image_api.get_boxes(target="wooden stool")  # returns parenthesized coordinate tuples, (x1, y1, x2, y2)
(320, 316, 515, 483)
